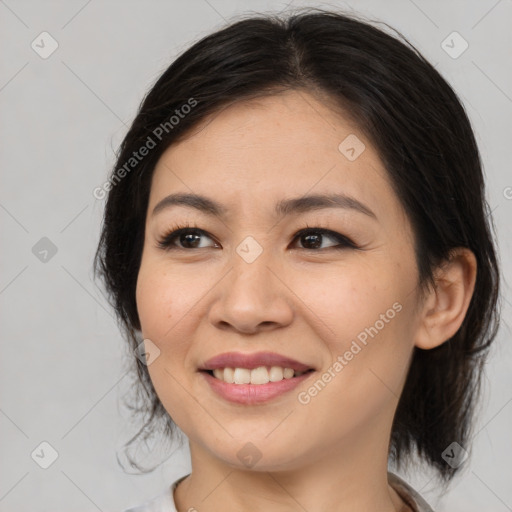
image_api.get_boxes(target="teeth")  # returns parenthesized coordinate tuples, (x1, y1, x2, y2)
(250, 366, 270, 384)
(210, 366, 305, 385)
(234, 368, 251, 384)
(223, 367, 234, 383)
(269, 366, 284, 382)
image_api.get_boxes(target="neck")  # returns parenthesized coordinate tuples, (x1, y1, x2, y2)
(174, 421, 408, 512)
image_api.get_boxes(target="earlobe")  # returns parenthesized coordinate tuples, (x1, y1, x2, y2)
(414, 248, 477, 350)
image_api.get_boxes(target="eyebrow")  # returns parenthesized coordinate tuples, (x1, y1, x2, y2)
(152, 192, 377, 220)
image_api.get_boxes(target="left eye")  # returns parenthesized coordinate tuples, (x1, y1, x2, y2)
(291, 228, 356, 250)
(157, 227, 356, 251)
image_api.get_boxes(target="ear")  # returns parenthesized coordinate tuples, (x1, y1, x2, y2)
(414, 248, 477, 350)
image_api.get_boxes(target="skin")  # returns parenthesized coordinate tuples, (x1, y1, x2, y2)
(135, 90, 477, 512)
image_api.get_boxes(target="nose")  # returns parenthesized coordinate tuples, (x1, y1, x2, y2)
(208, 255, 294, 334)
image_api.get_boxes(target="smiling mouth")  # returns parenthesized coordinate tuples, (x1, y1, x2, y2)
(201, 367, 315, 385)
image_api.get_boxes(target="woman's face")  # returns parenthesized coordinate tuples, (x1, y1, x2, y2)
(136, 90, 424, 471)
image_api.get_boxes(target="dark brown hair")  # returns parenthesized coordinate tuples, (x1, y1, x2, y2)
(94, 9, 501, 481)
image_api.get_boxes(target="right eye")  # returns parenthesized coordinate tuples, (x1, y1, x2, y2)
(157, 225, 219, 250)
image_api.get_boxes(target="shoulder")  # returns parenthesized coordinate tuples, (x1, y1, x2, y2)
(121, 474, 189, 512)
(388, 472, 436, 512)
(122, 490, 173, 512)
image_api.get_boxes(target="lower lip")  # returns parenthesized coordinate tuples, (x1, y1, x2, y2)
(200, 371, 314, 405)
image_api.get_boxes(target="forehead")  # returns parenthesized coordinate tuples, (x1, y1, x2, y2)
(148, 91, 404, 225)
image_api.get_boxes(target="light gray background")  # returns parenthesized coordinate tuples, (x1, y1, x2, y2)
(1, 1, 511, 511)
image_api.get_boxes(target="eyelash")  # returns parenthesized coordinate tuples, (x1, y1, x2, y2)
(156, 222, 359, 252)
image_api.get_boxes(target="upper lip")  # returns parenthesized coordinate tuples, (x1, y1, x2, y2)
(199, 351, 314, 372)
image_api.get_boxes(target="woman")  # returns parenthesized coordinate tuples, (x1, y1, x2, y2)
(94, 9, 501, 512)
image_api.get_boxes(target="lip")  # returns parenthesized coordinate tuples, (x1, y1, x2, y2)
(200, 370, 314, 405)
(199, 351, 314, 372)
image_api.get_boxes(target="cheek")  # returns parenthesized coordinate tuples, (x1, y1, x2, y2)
(293, 261, 414, 405)
(135, 261, 199, 425)
(135, 267, 171, 339)
(291, 260, 398, 342)
(135, 259, 203, 340)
